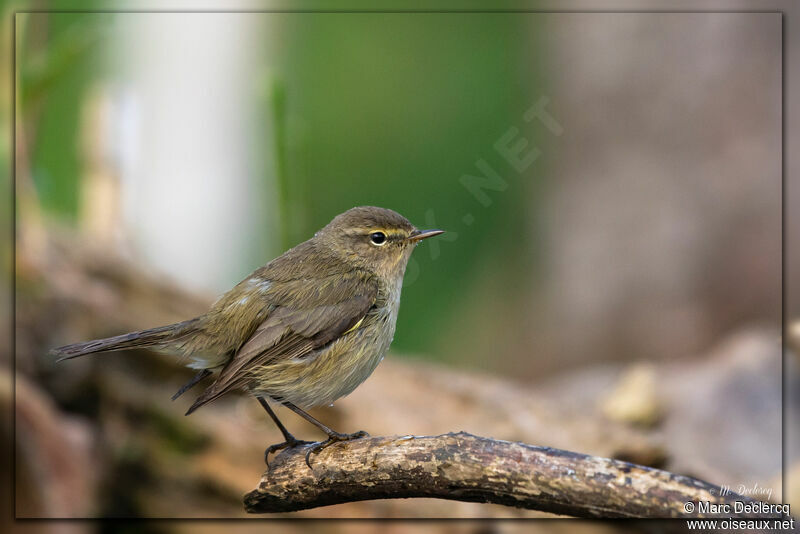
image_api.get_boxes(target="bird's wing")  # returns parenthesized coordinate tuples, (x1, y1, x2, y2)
(185, 273, 377, 414)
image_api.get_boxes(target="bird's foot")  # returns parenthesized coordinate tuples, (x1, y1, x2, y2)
(264, 437, 314, 468)
(305, 430, 369, 469)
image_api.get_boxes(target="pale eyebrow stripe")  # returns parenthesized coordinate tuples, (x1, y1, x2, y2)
(346, 227, 407, 239)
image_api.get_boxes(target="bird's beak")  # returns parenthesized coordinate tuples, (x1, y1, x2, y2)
(407, 229, 445, 242)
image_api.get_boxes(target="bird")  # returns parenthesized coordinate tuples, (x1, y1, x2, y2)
(50, 206, 444, 467)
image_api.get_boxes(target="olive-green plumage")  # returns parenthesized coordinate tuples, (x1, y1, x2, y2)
(51, 206, 443, 462)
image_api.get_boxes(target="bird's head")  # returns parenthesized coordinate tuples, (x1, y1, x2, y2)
(316, 206, 444, 278)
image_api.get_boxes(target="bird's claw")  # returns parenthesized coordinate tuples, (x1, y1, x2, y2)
(304, 430, 369, 469)
(264, 438, 313, 468)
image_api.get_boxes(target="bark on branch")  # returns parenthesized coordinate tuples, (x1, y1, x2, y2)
(244, 432, 779, 518)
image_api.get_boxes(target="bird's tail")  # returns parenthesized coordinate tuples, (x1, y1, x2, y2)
(49, 318, 201, 362)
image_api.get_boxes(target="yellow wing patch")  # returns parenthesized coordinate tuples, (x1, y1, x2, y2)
(343, 316, 365, 336)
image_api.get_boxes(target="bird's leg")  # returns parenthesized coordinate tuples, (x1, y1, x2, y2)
(282, 401, 369, 468)
(257, 396, 312, 467)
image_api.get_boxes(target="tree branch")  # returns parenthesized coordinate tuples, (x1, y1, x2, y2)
(244, 432, 779, 518)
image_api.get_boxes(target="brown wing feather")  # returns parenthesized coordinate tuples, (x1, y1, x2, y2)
(185, 274, 376, 414)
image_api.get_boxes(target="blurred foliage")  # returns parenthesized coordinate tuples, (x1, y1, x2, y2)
(2, 5, 14, 285)
(18, 11, 108, 221)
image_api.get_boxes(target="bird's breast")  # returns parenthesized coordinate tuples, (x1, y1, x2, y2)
(250, 278, 404, 408)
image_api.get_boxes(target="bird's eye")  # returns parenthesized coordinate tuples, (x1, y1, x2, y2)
(369, 232, 387, 246)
